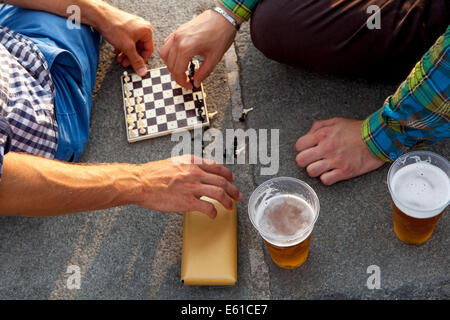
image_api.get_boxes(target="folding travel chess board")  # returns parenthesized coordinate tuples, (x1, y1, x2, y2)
(121, 62, 209, 143)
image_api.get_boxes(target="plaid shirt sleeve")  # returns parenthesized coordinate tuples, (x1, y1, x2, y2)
(0, 115, 12, 182)
(219, 0, 259, 21)
(362, 25, 450, 162)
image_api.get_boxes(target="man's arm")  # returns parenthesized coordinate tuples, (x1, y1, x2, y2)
(362, 25, 450, 162)
(0, 153, 241, 219)
(4, 0, 154, 76)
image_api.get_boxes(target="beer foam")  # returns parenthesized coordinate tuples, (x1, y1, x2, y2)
(256, 195, 315, 246)
(391, 162, 450, 218)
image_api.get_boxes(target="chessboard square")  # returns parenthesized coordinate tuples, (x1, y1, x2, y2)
(187, 117, 199, 126)
(148, 125, 158, 134)
(153, 92, 164, 100)
(162, 82, 172, 91)
(161, 74, 172, 84)
(153, 84, 163, 93)
(155, 100, 165, 108)
(133, 81, 143, 89)
(162, 90, 173, 99)
(183, 94, 193, 102)
(156, 115, 167, 124)
(131, 74, 141, 82)
(145, 101, 155, 110)
(175, 104, 185, 112)
(177, 119, 188, 128)
(133, 88, 144, 97)
(186, 109, 196, 118)
(156, 107, 165, 116)
(165, 105, 176, 114)
(173, 95, 184, 104)
(164, 97, 174, 106)
(147, 117, 157, 126)
(127, 113, 137, 122)
(193, 86, 202, 92)
(185, 101, 195, 110)
(145, 109, 156, 118)
(142, 78, 152, 87)
(150, 69, 161, 78)
(129, 129, 139, 138)
(125, 97, 135, 106)
(167, 121, 178, 130)
(193, 92, 204, 100)
(157, 123, 168, 132)
(151, 77, 161, 85)
(182, 87, 190, 94)
(172, 88, 183, 96)
(125, 83, 133, 92)
(143, 86, 153, 95)
(160, 68, 170, 76)
(166, 112, 177, 122)
(176, 110, 187, 119)
(143, 93, 154, 103)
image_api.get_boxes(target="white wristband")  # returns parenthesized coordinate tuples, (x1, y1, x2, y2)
(210, 6, 240, 31)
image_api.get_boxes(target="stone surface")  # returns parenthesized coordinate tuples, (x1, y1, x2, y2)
(0, 0, 448, 300)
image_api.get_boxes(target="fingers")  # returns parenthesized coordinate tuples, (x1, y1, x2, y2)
(194, 185, 234, 211)
(305, 160, 334, 178)
(295, 133, 317, 152)
(172, 52, 192, 89)
(319, 169, 346, 186)
(295, 146, 323, 168)
(193, 198, 218, 219)
(160, 34, 193, 89)
(193, 57, 216, 88)
(123, 41, 148, 76)
(198, 159, 235, 182)
(200, 172, 241, 201)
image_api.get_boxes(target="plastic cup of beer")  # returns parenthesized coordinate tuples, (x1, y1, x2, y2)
(387, 151, 449, 245)
(248, 177, 320, 269)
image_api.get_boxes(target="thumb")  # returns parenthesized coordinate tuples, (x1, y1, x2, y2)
(193, 56, 218, 87)
(124, 43, 148, 77)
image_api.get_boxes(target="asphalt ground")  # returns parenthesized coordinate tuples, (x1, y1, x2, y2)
(0, 0, 448, 299)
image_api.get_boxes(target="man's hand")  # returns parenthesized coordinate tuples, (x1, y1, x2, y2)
(159, 8, 239, 89)
(137, 155, 242, 219)
(5, 0, 154, 77)
(96, 6, 154, 77)
(295, 118, 385, 185)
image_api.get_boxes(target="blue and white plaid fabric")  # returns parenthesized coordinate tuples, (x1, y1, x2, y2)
(0, 26, 58, 180)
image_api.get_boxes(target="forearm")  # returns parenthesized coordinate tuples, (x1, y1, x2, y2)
(0, 153, 142, 217)
(362, 26, 450, 162)
(3, 0, 113, 31)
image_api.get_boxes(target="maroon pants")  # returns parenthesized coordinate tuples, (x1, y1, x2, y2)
(250, 0, 449, 78)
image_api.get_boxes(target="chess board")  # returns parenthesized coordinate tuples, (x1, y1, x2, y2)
(121, 63, 209, 143)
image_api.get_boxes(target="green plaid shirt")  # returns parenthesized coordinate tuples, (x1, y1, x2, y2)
(219, 0, 259, 21)
(362, 25, 450, 162)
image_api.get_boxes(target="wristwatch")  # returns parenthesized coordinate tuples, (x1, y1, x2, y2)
(210, 6, 240, 31)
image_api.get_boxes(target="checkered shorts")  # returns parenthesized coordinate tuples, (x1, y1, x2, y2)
(0, 26, 58, 180)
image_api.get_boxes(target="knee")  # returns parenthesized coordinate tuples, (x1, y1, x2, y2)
(249, 1, 337, 72)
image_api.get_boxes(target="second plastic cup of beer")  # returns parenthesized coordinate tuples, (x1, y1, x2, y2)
(387, 151, 449, 245)
(248, 177, 320, 269)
